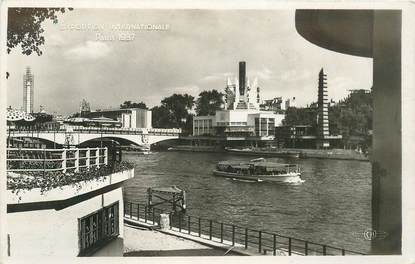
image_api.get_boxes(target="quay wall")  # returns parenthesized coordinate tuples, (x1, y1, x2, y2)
(168, 145, 369, 161)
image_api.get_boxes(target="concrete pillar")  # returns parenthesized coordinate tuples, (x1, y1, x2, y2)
(371, 11, 401, 254)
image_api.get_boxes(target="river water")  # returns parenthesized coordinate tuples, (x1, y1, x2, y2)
(122, 151, 372, 253)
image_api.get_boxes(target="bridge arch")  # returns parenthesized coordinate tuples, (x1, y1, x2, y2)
(79, 136, 149, 148)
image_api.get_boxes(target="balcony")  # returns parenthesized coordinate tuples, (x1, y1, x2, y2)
(6, 147, 134, 204)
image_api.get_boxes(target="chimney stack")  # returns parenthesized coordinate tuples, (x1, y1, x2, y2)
(239, 61, 246, 96)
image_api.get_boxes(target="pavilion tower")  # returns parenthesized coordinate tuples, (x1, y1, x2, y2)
(23, 67, 34, 113)
(316, 68, 330, 148)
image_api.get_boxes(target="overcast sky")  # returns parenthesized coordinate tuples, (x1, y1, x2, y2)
(6, 9, 373, 115)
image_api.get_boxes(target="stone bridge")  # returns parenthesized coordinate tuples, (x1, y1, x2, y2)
(8, 126, 181, 148)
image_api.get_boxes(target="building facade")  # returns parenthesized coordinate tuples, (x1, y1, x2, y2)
(6, 148, 134, 257)
(193, 62, 284, 140)
(85, 108, 152, 129)
(23, 67, 34, 113)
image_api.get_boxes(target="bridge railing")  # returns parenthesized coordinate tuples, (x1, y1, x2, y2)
(6, 147, 108, 173)
(7, 126, 182, 136)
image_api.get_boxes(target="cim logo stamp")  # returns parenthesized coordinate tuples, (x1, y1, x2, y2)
(353, 229, 388, 241)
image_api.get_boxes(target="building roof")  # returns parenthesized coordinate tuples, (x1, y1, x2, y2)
(6, 109, 35, 122)
(90, 116, 120, 123)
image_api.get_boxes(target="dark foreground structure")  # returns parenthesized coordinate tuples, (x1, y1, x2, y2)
(296, 10, 401, 254)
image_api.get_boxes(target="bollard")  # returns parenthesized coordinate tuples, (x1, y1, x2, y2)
(258, 231, 262, 253)
(220, 223, 224, 243)
(245, 228, 248, 249)
(159, 213, 170, 230)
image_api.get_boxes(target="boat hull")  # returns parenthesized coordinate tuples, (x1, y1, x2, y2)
(212, 170, 303, 183)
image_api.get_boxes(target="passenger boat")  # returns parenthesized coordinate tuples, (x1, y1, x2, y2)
(213, 158, 303, 183)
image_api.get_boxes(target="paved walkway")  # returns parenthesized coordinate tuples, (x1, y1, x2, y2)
(124, 225, 238, 256)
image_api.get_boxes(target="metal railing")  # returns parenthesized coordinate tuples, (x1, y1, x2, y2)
(6, 147, 108, 173)
(124, 202, 165, 226)
(123, 202, 364, 256)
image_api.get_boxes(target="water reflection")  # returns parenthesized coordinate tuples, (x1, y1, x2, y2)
(123, 151, 371, 253)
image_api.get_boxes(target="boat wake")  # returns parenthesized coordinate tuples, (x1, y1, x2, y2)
(230, 178, 259, 183)
(229, 178, 305, 185)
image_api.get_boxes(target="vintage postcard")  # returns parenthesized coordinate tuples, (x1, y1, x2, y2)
(0, 1, 413, 263)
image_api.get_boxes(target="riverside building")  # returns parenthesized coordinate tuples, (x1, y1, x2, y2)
(192, 61, 284, 147)
(81, 108, 152, 129)
(6, 147, 134, 256)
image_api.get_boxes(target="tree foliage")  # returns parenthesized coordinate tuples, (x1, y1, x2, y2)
(329, 90, 373, 139)
(152, 94, 195, 132)
(6, 8, 72, 79)
(195, 89, 224, 116)
(151, 105, 171, 128)
(120, 100, 148, 109)
(283, 106, 317, 129)
(7, 8, 72, 56)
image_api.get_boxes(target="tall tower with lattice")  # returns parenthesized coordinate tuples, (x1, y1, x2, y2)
(316, 68, 330, 148)
(23, 67, 34, 113)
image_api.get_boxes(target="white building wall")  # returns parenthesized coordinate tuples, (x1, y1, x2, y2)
(121, 113, 132, 128)
(7, 187, 124, 257)
(193, 116, 215, 136)
(131, 110, 137, 128)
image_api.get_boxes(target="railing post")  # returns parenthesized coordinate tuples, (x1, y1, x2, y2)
(144, 205, 148, 223)
(137, 204, 140, 220)
(288, 237, 292, 256)
(104, 147, 108, 165)
(86, 148, 90, 170)
(74, 149, 79, 172)
(95, 148, 100, 168)
(305, 241, 308, 256)
(209, 220, 212, 240)
(245, 228, 248, 249)
(273, 234, 276, 256)
(152, 207, 155, 224)
(323, 245, 326, 255)
(61, 149, 67, 173)
(169, 213, 172, 230)
(341, 248, 345, 256)
(179, 215, 182, 232)
(258, 231, 262, 253)
(129, 203, 132, 219)
(43, 149, 46, 177)
(220, 223, 223, 243)
(232, 225, 235, 246)
(188, 216, 191, 234)
(198, 218, 201, 237)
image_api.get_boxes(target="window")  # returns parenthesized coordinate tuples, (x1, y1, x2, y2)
(78, 202, 119, 256)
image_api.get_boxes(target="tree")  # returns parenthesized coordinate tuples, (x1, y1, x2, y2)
(152, 94, 194, 131)
(283, 106, 317, 129)
(7, 8, 72, 78)
(195, 89, 224, 116)
(151, 106, 172, 128)
(329, 90, 372, 138)
(120, 101, 148, 109)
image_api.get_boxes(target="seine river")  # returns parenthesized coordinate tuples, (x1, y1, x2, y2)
(123, 151, 372, 253)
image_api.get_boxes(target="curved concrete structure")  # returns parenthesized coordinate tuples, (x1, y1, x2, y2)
(295, 10, 373, 57)
(296, 10, 401, 255)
